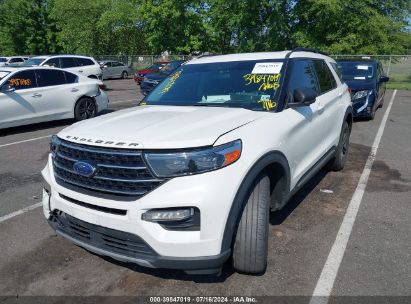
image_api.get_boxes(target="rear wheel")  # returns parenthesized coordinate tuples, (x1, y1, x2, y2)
(74, 97, 96, 121)
(232, 175, 270, 274)
(121, 71, 128, 79)
(328, 121, 350, 171)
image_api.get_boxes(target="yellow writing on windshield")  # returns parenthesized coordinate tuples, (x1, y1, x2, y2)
(160, 70, 182, 94)
(243, 74, 281, 91)
(8, 78, 31, 87)
(258, 99, 277, 111)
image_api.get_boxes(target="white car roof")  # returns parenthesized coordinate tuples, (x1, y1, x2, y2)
(0, 66, 68, 72)
(186, 50, 335, 64)
(31, 55, 94, 59)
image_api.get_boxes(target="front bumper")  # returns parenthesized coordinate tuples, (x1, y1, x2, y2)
(47, 208, 229, 273)
(42, 150, 247, 271)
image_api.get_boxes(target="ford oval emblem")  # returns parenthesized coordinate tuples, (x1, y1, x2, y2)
(73, 161, 96, 177)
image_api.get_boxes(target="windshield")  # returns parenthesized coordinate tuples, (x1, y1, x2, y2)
(25, 58, 45, 66)
(0, 71, 10, 80)
(145, 60, 285, 111)
(0, 58, 7, 63)
(161, 61, 183, 73)
(337, 61, 375, 80)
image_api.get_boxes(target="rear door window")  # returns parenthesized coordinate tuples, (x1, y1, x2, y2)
(76, 58, 94, 66)
(36, 69, 66, 87)
(61, 57, 79, 68)
(6, 70, 37, 90)
(313, 60, 337, 94)
(64, 71, 78, 83)
(330, 62, 343, 82)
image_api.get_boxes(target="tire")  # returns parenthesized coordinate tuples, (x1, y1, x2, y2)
(74, 97, 97, 121)
(121, 71, 128, 79)
(369, 105, 376, 120)
(328, 121, 350, 171)
(232, 175, 270, 274)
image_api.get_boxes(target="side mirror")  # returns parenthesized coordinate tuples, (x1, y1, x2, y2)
(288, 87, 317, 107)
(0, 84, 15, 93)
(379, 75, 389, 83)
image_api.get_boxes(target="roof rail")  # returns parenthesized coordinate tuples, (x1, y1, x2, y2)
(286, 47, 328, 58)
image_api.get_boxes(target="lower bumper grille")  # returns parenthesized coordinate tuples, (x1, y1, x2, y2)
(49, 211, 157, 259)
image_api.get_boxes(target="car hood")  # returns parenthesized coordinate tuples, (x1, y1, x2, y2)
(345, 79, 376, 91)
(58, 106, 264, 149)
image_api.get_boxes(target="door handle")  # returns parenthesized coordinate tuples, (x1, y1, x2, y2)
(317, 102, 325, 114)
(338, 91, 344, 98)
(31, 93, 42, 98)
(78, 70, 83, 73)
(71, 88, 79, 92)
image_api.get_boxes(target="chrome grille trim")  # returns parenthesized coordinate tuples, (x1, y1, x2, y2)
(52, 139, 164, 197)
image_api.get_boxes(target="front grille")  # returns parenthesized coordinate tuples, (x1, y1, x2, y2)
(52, 139, 163, 197)
(50, 211, 157, 258)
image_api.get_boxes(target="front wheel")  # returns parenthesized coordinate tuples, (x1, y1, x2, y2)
(74, 97, 96, 121)
(232, 175, 270, 274)
(121, 71, 128, 79)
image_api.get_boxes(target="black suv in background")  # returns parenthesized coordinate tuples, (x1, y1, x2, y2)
(336, 59, 389, 119)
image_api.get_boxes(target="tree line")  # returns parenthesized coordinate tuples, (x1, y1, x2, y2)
(0, 0, 410, 56)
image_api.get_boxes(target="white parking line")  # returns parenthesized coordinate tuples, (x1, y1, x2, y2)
(0, 202, 42, 224)
(109, 98, 137, 105)
(310, 90, 397, 304)
(0, 135, 52, 148)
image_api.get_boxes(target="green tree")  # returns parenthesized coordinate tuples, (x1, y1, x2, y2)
(291, 0, 411, 54)
(138, 0, 206, 54)
(0, 0, 57, 55)
(204, 0, 293, 53)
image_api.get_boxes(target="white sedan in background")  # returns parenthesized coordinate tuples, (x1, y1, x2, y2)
(0, 67, 109, 129)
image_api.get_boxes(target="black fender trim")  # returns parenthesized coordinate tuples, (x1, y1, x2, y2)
(220, 151, 290, 253)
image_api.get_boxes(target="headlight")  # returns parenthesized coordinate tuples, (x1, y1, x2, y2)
(50, 135, 61, 156)
(352, 90, 370, 101)
(144, 140, 242, 178)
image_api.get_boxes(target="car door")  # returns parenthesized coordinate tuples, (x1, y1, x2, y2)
(282, 58, 325, 184)
(113, 62, 124, 77)
(103, 61, 113, 79)
(312, 59, 342, 153)
(0, 70, 42, 127)
(34, 69, 74, 118)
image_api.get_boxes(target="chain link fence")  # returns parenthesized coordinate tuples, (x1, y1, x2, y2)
(93, 54, 191, 71)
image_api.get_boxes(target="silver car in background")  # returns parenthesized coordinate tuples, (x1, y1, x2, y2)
(99, 61, 131, 80)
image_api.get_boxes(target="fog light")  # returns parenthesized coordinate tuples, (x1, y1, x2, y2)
(142, 208, 194, 222)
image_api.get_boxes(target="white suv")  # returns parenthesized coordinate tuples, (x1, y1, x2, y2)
(0, 56, 26, 66)
(42, 49, 352, 275)
(26, 55, 102, 80)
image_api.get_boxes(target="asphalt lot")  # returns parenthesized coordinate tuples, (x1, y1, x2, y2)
(0, 80, 410, 301)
